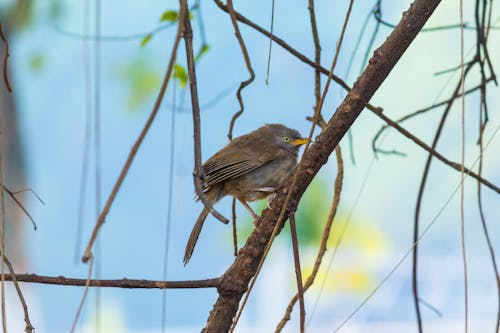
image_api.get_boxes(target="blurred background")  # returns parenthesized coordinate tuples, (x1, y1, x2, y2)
(0, 0, 499, 332)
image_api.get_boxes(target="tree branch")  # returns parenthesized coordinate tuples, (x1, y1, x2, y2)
(81, 2, 186, 263)
(0, 23, 12, 93)
(370, 108, 500, 194)
(182, 0, 229, 224)
(1, 274, 219, 289)
(204, 0, 442, 331)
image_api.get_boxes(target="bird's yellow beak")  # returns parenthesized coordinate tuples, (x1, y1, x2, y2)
(290, 138, 310, 146)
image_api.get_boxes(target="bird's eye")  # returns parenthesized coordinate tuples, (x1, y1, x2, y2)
(283, 136, 290, 143)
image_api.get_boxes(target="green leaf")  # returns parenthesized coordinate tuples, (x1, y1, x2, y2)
(160, 10, 178, 22)
(194, 44, 210, 62)
(173, 64, 188, 88)
(117, 57, 161, 111)
(140, 34, 152, 47)
(29, 53, 45, 72)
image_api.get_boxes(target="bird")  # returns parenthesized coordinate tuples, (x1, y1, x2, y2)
(183, 124, 309, 265)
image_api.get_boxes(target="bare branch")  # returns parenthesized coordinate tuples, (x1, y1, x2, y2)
(2, 186, 37, 230)
(0, 23, 12, 93)
(289, 212, 305, 332)
(370, 108, 500, 194)
(182, 0, 229, 224)
(81, 4, 186, 263)
(372, 76, 495, 154)
(225, 0, 256, 140)
(1, 255, 33, 333)
(1, 274, 219, 289)
(231, 198, 238, 257)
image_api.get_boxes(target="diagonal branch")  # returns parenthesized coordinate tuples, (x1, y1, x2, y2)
(1, 255, 34, 333)
(204, 0, 442, 331)
(81, 2, 187, 262)
(370, 108, 500, 193)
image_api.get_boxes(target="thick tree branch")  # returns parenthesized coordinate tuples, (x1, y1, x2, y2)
(204, 0, 442, 331)
(1, 274, 219, 289)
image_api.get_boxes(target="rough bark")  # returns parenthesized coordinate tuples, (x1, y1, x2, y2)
(204, 0, 442, 331)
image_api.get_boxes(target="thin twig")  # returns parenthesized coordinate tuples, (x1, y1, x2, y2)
(265, 0, 276, 85)
(81, 5, 186, 263)
(477, 81, 500, 333)
(75, 0, 92, 263)
(70, 256, 94, 333)
(475, 6, 500, 326)
(1, 255, 34, 333)
(372, 77, 495, 155)
(161, 72, 178, 333)
(289, 213, 305, 333)
(93, 1, 103, 329)
(344, 4, 372, 83)
(418, 297, 443, 317)
(0, 23, 12, 93)
(231, 198, 238, 256)
(2, 186, 37, 230)
(1, 274, 220, 289)
(434, 60, 474, 76)
(276, 147, 343, 332)
(412, 60, 475, 332)
(459, 1, 469, 331)
(0, 100, 7, 333)
(9, 189, 45, 205)
(361, 2, 381, 73)
(370, 107, 499, 193)
(182, 0, 229, 224)
(54, 22, 176, 42)
(308, 0, 322, 123)
(225, 0, 256, 140)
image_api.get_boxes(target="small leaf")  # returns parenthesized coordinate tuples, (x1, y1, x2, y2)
(140, 34, 152, 47)
(160, 10, 178, 22)
(117, 57, 161, 111)
(173, 64, 188, 88)
(29, 53, 45, 72)
(194, 44, 210, 62)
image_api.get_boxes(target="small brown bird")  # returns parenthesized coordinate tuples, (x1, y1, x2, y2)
(183, 124, 309, 264)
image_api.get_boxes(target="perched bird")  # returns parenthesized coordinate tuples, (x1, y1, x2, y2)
(183, 124, 309, 264)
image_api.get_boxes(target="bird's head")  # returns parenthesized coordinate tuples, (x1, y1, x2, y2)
(260, 124, 309, 154)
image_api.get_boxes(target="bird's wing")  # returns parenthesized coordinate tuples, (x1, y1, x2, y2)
(202, 140, 276, 188)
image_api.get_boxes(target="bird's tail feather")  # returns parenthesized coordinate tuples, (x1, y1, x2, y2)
(183, 206, 210, 265)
